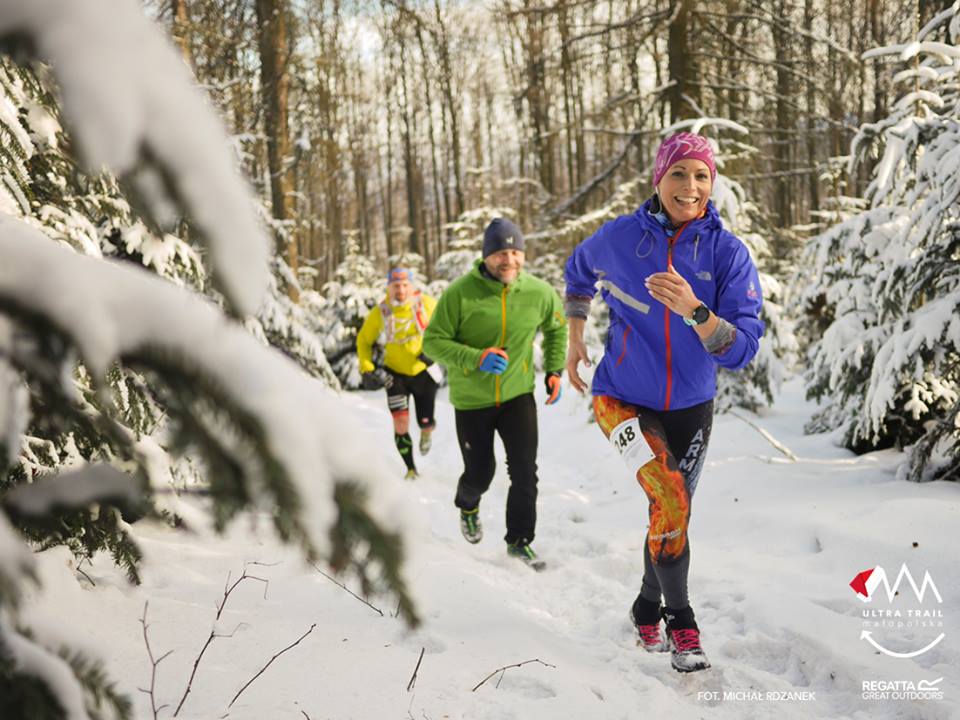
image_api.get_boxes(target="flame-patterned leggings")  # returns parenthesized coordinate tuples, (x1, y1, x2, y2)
(593, 395, 713, 607)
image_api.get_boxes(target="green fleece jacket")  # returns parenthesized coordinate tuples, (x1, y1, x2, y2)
(423, 260, 567, 410)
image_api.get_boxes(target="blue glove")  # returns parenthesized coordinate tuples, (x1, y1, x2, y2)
(478, 347, 509, 375)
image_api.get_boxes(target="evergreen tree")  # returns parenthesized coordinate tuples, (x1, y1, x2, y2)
(0, 4, 416, 718)
(310, 238, 389, 388)
(799, 7, 960, 481)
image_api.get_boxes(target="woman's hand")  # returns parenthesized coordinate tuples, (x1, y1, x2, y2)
(565, 317, 591, 394)
(644, 265, 700, 318)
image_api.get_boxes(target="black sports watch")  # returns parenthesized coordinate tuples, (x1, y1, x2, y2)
(683, 303, 711, 327)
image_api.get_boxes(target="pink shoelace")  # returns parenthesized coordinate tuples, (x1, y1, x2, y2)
(671, 628, 702, 653)
(637, 624, 662, 647)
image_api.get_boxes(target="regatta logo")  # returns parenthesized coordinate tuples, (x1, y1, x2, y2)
(850, 565, 943, 604)
(862, 678, 945, 701)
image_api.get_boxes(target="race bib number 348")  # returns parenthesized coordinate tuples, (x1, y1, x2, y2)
(609, 417, 655, 475)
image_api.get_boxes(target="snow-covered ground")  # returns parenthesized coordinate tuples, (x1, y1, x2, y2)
(23, 377, 959, 719)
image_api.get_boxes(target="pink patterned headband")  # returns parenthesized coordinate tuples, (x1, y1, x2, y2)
(652, 133, 716, 188)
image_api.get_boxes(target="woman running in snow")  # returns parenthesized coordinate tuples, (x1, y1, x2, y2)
(563, 132, 764, 672)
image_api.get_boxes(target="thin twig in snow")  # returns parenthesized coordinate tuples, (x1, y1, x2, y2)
(138, 601, 173, 720)
(406, 647, 425, 692)
(174, 566, 269, 716)
(312, 563, 384, 616)
(727, 410, 798, 461)
(471, 658, 557, 692)
(75, 557, 96, 587)
(300, 711, 311, 720)
(227, 624, 317, 709)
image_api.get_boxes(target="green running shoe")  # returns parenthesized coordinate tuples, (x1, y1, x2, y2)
(459, 508, 483, 544)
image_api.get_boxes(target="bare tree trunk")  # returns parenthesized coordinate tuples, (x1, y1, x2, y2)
(803, 0, 820, 215)
(397, 25, 425, 257)
(557, 0, 576, 201)
(523, 0, 555, 197)
(433, 0, 465, 217)
(381, 45, 396, 260)
(256, 0, 298, 301)
(771, 0, 794, 237)
(667, 0, 696, 122)
(171, 0, 193, 66)
(414, 22, 443, 274)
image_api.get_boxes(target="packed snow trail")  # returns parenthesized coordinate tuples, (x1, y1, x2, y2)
(23, 377, 959, 719)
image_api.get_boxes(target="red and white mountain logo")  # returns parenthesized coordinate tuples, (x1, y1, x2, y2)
(850, 565, 942, 604)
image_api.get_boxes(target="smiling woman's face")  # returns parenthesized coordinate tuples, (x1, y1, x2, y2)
(656, 159, 713, 225)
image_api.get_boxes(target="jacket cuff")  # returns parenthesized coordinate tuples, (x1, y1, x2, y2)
(701, 317, 737, 356)
(565, 294, 592, 319)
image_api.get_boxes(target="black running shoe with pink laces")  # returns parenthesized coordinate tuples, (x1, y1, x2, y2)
(629, 595, 666, 652)
(663, 605, 711, 673)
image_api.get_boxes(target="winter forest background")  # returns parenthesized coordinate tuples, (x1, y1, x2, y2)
(0, 0, 958, 717)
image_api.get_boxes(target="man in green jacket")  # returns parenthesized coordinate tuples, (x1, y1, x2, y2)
(423, 218, 567, 570)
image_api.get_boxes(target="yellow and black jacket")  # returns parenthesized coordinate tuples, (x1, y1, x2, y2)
(357, 292, 437, 377)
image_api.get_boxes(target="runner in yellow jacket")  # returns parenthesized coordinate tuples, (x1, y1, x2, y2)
(357, 267, 440, 479)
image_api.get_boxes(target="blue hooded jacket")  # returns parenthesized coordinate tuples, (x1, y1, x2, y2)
(564, 198, 764, 410)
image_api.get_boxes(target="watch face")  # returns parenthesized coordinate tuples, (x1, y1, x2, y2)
(693, 304, 710, 324)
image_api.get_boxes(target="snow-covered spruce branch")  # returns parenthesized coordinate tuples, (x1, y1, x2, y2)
(0, 0, 268, 317)
(173, 566, 270, 717)
(2, 464, 144, 520)
(226, 624, 317, 710)
(0, 216, 418, 620)
(471, 659, 557, 692)
(0, 616, 133, 720)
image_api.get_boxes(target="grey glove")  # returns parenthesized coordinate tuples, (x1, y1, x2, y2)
(371, 367, 394, 389)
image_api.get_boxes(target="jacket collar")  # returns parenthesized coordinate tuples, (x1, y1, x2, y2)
(635, 195, 721, 239)
(471, 258, 526, 291)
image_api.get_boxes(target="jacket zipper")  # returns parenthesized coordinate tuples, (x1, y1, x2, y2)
(615, 326, 631, 366)
(496, 285, 508, 406)
(664, 220, 693, 410)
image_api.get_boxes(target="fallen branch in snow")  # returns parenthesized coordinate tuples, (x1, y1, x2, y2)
(406, 647, 425, 692)
(138, 602, 174, 720)
(174, 566, 269, 716)
(227, 623, 317, 709)
(727, 410, 798, 461)
(471, 658, 557, 692)
(312, 563, 384, 617)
